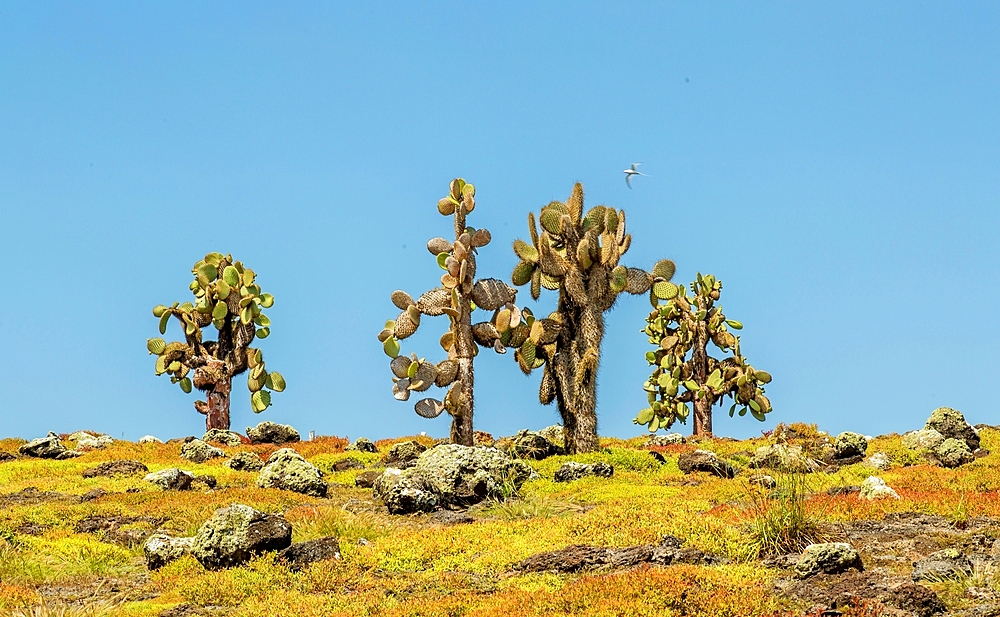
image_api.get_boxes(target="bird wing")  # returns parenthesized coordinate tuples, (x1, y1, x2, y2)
(631, 162, 642, 170)
(625, 174, 632, 189)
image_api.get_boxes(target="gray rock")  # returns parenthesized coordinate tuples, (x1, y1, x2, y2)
(332, 458, 365, 472)
(912, 548, 973, 581)
(903, 428, 946, 451)
(203, 429, 243, 447)
(68, 430, 101, 441)
(794, 542, 863, 578)
(144, 468, 195, 490)
(833, 432, 868, 459)
(55, 449, 84, 460)
(934, 438, 975, 468)
(553, 462, 614, 482)
(859, 476, 900, 500)
(537, 425, 565, 450)
(646, 433, 686, 446)
(411, 444, 534, 508)
(18, 432, 68, 459)
(180, 439, 226, 463)
(138, 435, 163, 444)
(246, 421, 300, 445)
(382, 440, 427, 469)
(347, 437, 378, 453)
(225, 451, 264, 472)
(677, 449, 736, 478)
(143, 534, 194, 570)
(925, 407, 980, 450)
(748, 444, 820, 473)
(75, 434, 114, 450)
(504, 429, 560, 459)
(189, 504, 292, 570)
(277, 536, 341, 571)
(0, 452, 16, 462)
(372, 468, 438, 514)
(257, 448, 327, 497)
(864, 452, 892, 471)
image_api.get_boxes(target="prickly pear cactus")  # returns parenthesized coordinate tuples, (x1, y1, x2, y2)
(378, 178, 517, 446)
(508, 183, 676, 454)
(148, 253, 285, 431)
(636, 272, 771, 436)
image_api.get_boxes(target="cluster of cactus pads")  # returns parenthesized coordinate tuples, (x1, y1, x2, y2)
(637, 273, 770, 436)
(378, 179, 518, 446)
(508, 184, 677, 453)
(148, 253, 284, 431)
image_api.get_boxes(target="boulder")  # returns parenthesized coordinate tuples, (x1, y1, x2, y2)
(225, 451, 264, 472)
(18, 432, 68, 459)
(189, 504, 292, 570)
(277, 536, 341, 571)
(257, 448, 327, 497)
(179, 439, 225, 463)
(0, 452, 16, 462)
(502, 430, 560, 460)
(677, 450, 736, 478)
(76, 434, 114, 450)
(68, 430, 101, 441)
(537, 425, 565, 449)
(934, 438, 975, 468)
(143, 534, 195, 570)
(748, 444, 820, 473)
(246, 421, 300, 445)
(859, 476, 900, 500)
(55, 449, 84, 460)
(203, 429, 243, 447)
(83, 460, 149, 478)
(794, 542, 863, 578)
(332, 458, 365, 472)
(902, 428, 945, 451)
(554, 462, 614, 483)
(925, 407, 980, 450)
(864, 452, 892, 471)
(410, 444, 534, 508)
(646, 433, 686, 446)
(382, 440, 427, 469)
(354, 470, 382, 488)
(138, 435, 163, 444)
(833, 432, 868, 459)
(911, 548, 973, 582)
(144, 468, 195, 490)
(347, 437, 378, 453)
(373, 468, 438, 514)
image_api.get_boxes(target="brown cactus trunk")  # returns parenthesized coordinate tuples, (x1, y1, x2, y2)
(552, 298, 603, 454)
(204, 377, 232, 431)
(691, 298, 712, 437)
(449, 195, 475, 447)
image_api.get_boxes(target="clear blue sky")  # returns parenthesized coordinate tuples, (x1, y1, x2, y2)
(2, 2, 998, 442)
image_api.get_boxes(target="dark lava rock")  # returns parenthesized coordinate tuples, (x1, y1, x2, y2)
(887, 582, 947, 617)
(513, 535, 721, 573)
(502, 429, 561, 460)
(827, 486, 861, 496)
(355, 470, 382, 488)
(78, 488, 108, 502)
(18, 432, 68, 459)
(348, 437, 378, 453)
(190, 504, 293, 570)
(554, 462, 614, 482)
(911, 548, 973, 581)
(75, 513, 165, 547)
(82, 459, 149, 478)
(647, 451, 666, 464)
(428, 510, 475, 526)
(16, 522, 49, 536)
(246, 421, 300, 445)
(333, 458, 365, 472)
(192, 475, 217, 489)
(382, 440, 427, 469)
(0, 452, 16, 462)
(0, 487, 69, 507)
(277, 536, 341, 571)
(165, 436, 197, 445)
(677, 449, 736, 478)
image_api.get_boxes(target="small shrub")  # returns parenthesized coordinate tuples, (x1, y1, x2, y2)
(741, 472, 823, 559)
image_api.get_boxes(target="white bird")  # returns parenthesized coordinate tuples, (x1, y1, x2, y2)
(623, 162, 647, 189)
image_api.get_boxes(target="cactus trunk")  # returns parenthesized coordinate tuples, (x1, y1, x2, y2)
(204, 377, 232, 431)
(690, 296, 712, 436)
(450, 298, 476, 446)
(551, 297, 603, 454)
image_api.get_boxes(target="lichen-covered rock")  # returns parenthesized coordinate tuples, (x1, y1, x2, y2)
(795, 542, 863, 578)
(383, 440, 427, 469)
(373, 468, 438, 514)
(677, 450, 736, 478)
(72, 433, 114, 449)
(257, 448, 327, 497)
(144, 468, 194, 490)
(189, 504, 292, 570)
(83, 460, 149, 478)
(863, 452, 892, 471)
(67, 430, 100, 441)
(138, 435, 163, 444)
(911, 548, 973, 581)
(833, 432, 868, 459)
(902, 428, 945, 451)
(277, 536, 341, 571)
(554, 462, 614, 482)
(537, 425, 565, 450)
(347, 437, 378, 453)
(143, 534, 194, 570)
(180, 439, 225, 463)
(203, 429, 243, 447)
(934, 438, 975, 468)
(411, 444, 534, 508)
(502, 430, 560, 460)
(246, 421, 300, 445)
(225, 451, 264, 472)
(18, 432, 67, 459)
(859, 476, 900, 500)
(748, 444, 820, 473)
(646, 433, 686, 446)
(355, 470, 382, 488)
(925, 407, 979, 450)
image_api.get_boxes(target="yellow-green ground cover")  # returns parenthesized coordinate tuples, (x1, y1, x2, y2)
(0, 426, 998, 616)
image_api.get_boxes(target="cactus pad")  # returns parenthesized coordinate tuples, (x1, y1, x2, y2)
(472, 278, 515, 311)
(415, 398, 445, 418)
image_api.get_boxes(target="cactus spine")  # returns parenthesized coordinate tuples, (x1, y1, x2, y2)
(636, 272, 771, 436)
(378, 179, 517, 446)
(148, 253, 284, 431)
(509, 183, 675, 453)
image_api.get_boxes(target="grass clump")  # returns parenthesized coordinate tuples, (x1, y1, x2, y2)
(741, 472, 824, 559)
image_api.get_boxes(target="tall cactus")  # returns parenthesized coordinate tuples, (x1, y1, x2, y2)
(508, 183, 676, 454)
(636, 272, 771, 436)
(377, 178, 518, 446)
(147, 253, 285, 431)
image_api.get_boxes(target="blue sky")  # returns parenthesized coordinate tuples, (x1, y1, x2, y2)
(1, 2, 998, 442)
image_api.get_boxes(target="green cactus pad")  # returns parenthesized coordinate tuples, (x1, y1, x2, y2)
(636, 407, 655, 425)
(266, 371, 286, 392)
(180, 377, 192, 393)
(610, 265, 628, 293)
(147, 338, 167, 355)
(539, 209, 563, 234)
(754, 370, 772, 384)
(512, 261, 535, 286)
(653, 281, 679, 300)
(152, 305, 169, 317)
(158, 311, 171, 335)
(513, 239, 539, 263)
(383, 336, 401, 358)
(251, 389, 271, 413)
(652, 260, 676, 281)
(222, 266, 240, 287)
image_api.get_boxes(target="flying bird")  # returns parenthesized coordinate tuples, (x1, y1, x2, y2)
(623, 162, 647, 189)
